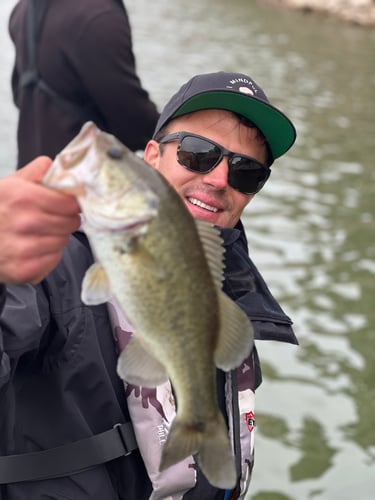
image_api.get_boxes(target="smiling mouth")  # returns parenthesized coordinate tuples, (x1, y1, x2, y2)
(187, 197, 219, 213)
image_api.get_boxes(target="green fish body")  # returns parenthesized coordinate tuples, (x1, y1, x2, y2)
(43, 121, 254, 489)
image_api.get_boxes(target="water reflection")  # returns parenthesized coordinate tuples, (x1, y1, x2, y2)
(1, 0, 374, 497)
(246, 131, 374, 496)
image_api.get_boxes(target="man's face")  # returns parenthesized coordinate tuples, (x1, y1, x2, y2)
(144, 109, 268, 228)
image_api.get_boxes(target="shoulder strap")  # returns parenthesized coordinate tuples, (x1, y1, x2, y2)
(19, 0, 47, 88)
(0, 422, 137, 484)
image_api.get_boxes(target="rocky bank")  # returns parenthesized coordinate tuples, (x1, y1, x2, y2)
(266, 0, 375, 27)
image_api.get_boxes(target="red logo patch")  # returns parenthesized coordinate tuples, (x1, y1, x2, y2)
(246, 411, 255, 432)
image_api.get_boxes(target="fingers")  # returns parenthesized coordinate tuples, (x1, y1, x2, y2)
(15, 161, 81, 216)
(0, 176, 81, 232)
(14, 156, 53, 182)
(1, 235, 71, 285)
(5, 184, 81, 234)
(0, 158, 82, 284)
(13, 156, 81, 216)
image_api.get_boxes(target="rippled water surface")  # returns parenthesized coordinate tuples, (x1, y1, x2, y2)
(1, 0, 374, 498)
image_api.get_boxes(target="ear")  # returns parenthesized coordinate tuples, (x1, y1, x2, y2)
(144, 140, 161, 170)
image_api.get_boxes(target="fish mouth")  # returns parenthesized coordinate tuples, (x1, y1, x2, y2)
(187, 197, 219, 213)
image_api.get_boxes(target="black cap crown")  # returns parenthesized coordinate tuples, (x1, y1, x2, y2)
(153, 71, 296, 161)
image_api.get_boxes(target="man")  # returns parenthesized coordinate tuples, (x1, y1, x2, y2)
(0, 71, 297, 499)
(9, 0, 159, 168)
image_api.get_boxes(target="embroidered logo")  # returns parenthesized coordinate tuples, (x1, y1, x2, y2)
(246, 411, 256, 432)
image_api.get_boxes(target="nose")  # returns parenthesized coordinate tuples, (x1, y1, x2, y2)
(202, 158, 229, 190)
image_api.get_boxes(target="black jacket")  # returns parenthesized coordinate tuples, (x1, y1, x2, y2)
(0, 225, 296, 499)
(9, 0, 159, 167)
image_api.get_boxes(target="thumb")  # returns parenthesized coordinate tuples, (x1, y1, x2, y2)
(14, 156, 53, 183)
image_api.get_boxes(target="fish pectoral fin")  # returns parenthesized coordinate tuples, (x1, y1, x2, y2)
(117, 335, 168, 386)
(81, 262, 113, 305)
(214, 290, 254, 371)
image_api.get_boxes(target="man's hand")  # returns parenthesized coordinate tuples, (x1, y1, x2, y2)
(0, 157, 81, 284)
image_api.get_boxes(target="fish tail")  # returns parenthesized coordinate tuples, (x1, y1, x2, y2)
(160, 413, 237, 489)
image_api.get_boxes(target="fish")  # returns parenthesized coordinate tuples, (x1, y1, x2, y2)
(42, 121, 254, 489)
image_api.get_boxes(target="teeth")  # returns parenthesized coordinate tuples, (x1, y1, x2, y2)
(188, 197, 218, 213)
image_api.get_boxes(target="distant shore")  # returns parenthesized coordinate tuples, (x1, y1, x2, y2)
(265, 0, 375, 27)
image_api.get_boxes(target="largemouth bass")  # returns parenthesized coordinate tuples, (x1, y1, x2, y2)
(42, 121, 254, 489)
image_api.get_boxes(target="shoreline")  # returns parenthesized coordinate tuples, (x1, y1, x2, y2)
(264, 0, 375, 27)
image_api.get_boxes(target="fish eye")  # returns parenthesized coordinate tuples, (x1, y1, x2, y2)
(107, 146, 124, 160)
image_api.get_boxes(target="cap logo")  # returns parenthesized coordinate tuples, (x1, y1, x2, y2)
(226, 77, 259, 96)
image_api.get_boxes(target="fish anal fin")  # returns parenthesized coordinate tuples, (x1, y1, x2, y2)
(214, 290, 254, 371)
(81, 262, 112, 305)
(117, 335, 168, 386)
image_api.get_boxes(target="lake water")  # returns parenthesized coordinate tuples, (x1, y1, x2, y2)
(1, 0, 374, 498)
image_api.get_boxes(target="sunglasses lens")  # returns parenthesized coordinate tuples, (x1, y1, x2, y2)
(166, 132, 270, 195)
(178, 136, 221, 173)
(229, 156, 270, 194)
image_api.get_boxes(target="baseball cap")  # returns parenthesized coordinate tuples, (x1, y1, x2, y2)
(153, 71, 296, 162)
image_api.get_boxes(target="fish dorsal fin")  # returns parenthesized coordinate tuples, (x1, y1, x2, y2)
(195, 220, 225, 288)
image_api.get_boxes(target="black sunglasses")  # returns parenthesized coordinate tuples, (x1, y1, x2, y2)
(159, 131, 271, 195)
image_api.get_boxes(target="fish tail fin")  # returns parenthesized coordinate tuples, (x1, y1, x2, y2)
(160, 413, 237, 489)
(196, 415, 237, 489)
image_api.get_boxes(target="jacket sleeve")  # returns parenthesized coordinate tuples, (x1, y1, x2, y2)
(0, 282, 49, 389)
(68, 6, 159, 151)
